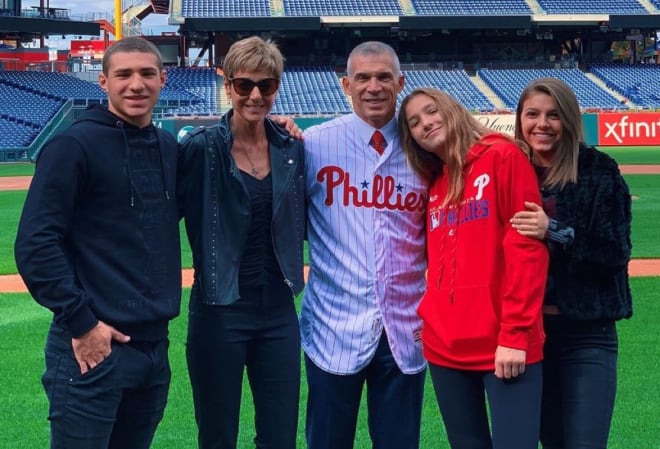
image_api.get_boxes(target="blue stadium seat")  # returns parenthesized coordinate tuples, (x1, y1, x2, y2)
(282, 0, 401, 16)
(181, 0, 271, 17)
(165, 67, 218, 115)
(272, 66, 352, 115)
(402, 69, 495, 112)
(0, 70, 204, 146)
(478, 68, 625, 110)
(590, 63, 660, 109)
(411, 0, 532, 15)
(536, 0, 647, 14)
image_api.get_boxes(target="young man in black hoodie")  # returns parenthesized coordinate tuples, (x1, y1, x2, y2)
(14, 36, 180, 449)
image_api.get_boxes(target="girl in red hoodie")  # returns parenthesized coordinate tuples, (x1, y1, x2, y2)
(398, 88, 549, 449)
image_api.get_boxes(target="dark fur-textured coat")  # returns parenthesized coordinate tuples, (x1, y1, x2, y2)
(544, 145, 633, 321)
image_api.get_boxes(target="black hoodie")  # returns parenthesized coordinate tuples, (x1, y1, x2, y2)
(15, 104, 181, 341)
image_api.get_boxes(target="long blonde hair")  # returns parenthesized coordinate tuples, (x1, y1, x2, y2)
(399, 88, 523, 205)
(515, 78, 580, 188)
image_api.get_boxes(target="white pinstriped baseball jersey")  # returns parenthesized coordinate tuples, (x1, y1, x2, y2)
(300, 113, 428, 375)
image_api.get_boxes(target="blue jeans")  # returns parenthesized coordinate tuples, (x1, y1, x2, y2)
(186, 287, 300, 449)
(42, 323, 170, 449)
(429, 362, 543, 449)
(540, 315, 618, 449)
(304, 333, 425, 449)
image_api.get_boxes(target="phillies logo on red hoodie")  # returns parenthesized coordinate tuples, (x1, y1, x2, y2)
(429, 172, 491, 231)
(317, 165, 426, 212)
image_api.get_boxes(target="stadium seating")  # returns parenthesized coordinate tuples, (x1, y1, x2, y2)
(5, 0, 660, 153)
(165, 67, 218, 115)
(0, 70, 204, 104)
(590, 63, 660, 109)
(0, 70, 104, 104)
(0, 117, 40, 147)
(0, 70, 206, 145)
(0, 82, 65, 126)
(402, 69, 495, 112)
(410, 0, 532, 15)
(283, 0, 402, 16)
(478, 68, 625, 110)
(535, 0, 647, 14)
(181, 0, 271, 17)
(271, 66, 352, 115)
(179, 0, 652, 16)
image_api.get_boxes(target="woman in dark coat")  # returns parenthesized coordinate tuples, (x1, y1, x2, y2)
(511, 77, 633, 449)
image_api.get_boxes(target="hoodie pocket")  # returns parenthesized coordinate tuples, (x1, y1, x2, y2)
(421, 285, 498, 353)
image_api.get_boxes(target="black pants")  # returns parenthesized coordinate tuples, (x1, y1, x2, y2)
(540, 316, 618, 449)
(429, 362, 543, 449)
(304, 333, 426, 449)
(42, 323, 170, 449)
(186, 287, 301, 449)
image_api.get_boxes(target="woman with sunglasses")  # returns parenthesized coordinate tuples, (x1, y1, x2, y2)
(178, 36, 305, 449)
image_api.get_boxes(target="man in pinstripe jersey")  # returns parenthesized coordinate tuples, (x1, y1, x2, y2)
(300, 41, 428, 449)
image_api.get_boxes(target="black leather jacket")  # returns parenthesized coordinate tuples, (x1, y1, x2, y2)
(177, 111, 306, 305)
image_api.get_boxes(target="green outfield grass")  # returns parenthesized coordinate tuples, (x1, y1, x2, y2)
(0, 191, 26, 273)
(0, 162, 33, 177)
(598, 146, 660, 165)
(1, 277, 658, 448)
(626, 175, 660, 257)
(0, 174, 656, 273)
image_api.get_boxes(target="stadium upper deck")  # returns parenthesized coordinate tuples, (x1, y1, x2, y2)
(175, 0, 653, 17)
(167, 0, 660, 71)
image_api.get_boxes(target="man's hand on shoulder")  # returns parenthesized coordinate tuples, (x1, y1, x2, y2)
(270, 115, 304, 140)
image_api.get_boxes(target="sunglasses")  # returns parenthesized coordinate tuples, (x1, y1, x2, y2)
(229, 77, 280, 96)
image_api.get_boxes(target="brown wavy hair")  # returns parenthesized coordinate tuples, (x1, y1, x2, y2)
(399, 88, 524, 205)
(515, 78, 580, 188)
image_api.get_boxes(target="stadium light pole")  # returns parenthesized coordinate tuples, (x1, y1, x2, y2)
(115, 0, 122, 40)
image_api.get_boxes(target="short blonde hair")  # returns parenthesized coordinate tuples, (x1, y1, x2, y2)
(222, 36, 284, 80)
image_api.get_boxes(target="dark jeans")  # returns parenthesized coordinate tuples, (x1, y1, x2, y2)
(42, 323, 170, 449)
(429, 362, 543, 449)
(186, 288, 300, 449)
(540, 315, 618, 449)
(304, 333, 426, 449)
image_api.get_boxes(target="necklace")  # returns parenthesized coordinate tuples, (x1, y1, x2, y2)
(240, 148, 259, 177)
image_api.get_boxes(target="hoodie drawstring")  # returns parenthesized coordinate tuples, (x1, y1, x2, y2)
(116, 120, 170, 206)
(116, 121, 136, 207)
(155, 131, 171, 200)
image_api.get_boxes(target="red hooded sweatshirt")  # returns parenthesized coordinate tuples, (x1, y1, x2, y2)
(418, 134, 549, 370)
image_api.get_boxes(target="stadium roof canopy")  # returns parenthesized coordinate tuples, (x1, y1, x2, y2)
(0, 17, 99, 40)
(150, 0, 170, 15)
(172, 11, 660, 35)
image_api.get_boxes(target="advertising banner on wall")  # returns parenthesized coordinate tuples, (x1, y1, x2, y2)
(474, 114, 517, 136)
(597, 112, 660, 146)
